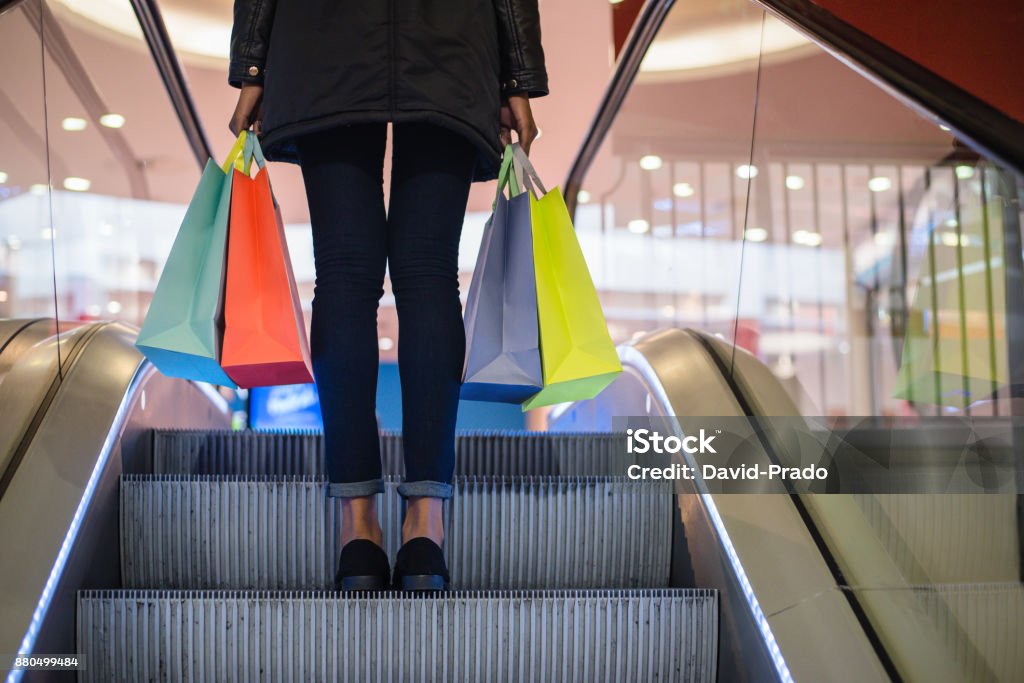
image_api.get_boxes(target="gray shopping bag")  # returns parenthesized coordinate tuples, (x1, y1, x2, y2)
(460, 147, 542, 402)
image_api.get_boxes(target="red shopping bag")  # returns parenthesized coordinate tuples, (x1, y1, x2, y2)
(221, 132, 314, 388)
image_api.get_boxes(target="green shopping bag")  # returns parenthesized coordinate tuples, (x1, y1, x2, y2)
(893, 187, 1009, 408)
(509, 145, 622, 410)
(135, 133, 250, 388)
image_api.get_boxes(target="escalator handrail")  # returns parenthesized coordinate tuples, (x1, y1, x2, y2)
(755, 0, 1024, 176)
(564, 0, 1024, 215)
(563, 0, 675, 217)
(127, 0, 213, 168)
(0, 0, 212, 169)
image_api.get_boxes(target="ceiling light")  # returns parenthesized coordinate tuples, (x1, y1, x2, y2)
(0, 291, 7, 303)
(628, 219, 650, 234)
(100, 223, 114, 236)
(29, 183, 48, 195)
(577, 190, 591, 204)
(873, 232, 895, 247)
(107, 300, 122, 314)
(939, 124, 951, 132)
(40, 227, 53, 240)
(736, 164, 758, 179)
(955, 165, 975, 179)
(639, 155, 663, 171)
(64, 177, 91, 192)
(944, 218, 958, 228)
(868, 176, 892, 192)
(792, 229, 822, 246)
(940, 231, 959, 247)
(0, 171, 8, 184)
(379, 336, 394, 351)
(673, 182, 695, 198)
(99, 113, 126, 129)
(785, 175, 805, 190)
(62, 117, 87, 131)
(660, 305, 675, 317)
(744, 227, 768, 242)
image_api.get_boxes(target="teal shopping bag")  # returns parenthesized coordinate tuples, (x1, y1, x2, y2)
(135, 134, 250, 388)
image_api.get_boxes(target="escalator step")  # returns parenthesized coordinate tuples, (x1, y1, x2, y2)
(77, 589, 718, 682)
(151, 429, 629, 477)
(121, 475, 672, 590)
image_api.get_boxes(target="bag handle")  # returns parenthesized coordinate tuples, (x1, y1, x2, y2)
(510, 143, 547, 197)
(220, 130, 268, 175)
(220, 131, 248, 174)
(491, 145, 519, 210)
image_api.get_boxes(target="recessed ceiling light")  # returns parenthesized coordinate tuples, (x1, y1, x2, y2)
(577, 190, 592, 204)
(107, 300, 122, 314)
(672, 182, 694, 198)
(64, 177, 91, 192)
(379, 336, 394, 351)
(873, 232, 895, 247)
(41, 227, 54, 240)
(785, 175, 804, 190)
(955, 165, 975, 179)
(868, 176, 892, 192)
(628, 219, 650, 234)
(660, 305, 675, 317)
(99, 113, 126, 129)
(0, 171, 7, 184)
(29, 183, 48, 195)
(62, 117, 87, 131)
(792, 229, 822, 246)
(0, 290, 7, 303)
(639, 155, 663, 171)
(736, 164, 758, 179)
(744, 227, 768, 242)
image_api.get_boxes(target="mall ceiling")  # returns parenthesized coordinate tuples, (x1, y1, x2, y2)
(0, 0, 954, 224)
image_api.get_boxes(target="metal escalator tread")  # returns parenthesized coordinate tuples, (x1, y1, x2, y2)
(80, 429, 719, 681)
(78, 588, 718, 682)
(121, 475, 673, 590)
(152, 428, 630, 477)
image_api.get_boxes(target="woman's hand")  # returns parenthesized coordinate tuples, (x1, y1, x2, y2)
(229, 84, 265, 136)
(499, 94, 538, 154)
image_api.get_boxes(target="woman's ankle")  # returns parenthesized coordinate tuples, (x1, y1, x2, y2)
(402, 496, 444, 545)
(341, 495, 384, 546)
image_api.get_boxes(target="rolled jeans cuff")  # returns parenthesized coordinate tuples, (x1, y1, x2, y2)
(397, 480, 453, 499)
(326, 479, 385, 498)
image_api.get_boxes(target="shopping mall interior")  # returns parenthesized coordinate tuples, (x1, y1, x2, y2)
(1, 0, 1022, 680)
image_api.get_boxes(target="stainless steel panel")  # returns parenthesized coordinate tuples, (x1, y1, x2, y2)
(152, 430, 630, 477)
(121, 475, 673, 591)
(78, 589, 718, 682)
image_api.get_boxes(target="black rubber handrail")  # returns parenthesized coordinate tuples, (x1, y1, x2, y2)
(128, 0, 213, 167)
(563, 0, 675, 217)
(564, 0, 1024, 217)
(0, 0, 212, 168)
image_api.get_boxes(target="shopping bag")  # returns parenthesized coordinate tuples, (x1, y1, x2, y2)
(134, 134, 249, 388)
(893, 183, 1008, 408)
(511, 145, 622, 410)
(461, 146, 543, 402)
(220, 133, 314, 388)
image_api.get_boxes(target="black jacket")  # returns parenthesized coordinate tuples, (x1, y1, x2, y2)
(229, 0, 549, 181)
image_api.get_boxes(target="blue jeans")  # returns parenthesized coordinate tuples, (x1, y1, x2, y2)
(295, 122, 476, 499)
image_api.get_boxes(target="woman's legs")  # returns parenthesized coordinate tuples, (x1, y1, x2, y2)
(296, 123, 389, 547)
(387, 122, 477, 542)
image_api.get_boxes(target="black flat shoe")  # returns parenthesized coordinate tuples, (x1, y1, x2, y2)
(334, 539, 391, 591)
(392, 537, 450, 592)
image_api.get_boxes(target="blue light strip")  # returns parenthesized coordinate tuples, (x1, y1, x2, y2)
(618, 343, 794, 683)
(5, 363, 152, 683)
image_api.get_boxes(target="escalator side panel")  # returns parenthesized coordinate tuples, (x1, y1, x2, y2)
(0, 321, 230, 664)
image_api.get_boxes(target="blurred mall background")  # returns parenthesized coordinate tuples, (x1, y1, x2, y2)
(3, 1, 1024, 680)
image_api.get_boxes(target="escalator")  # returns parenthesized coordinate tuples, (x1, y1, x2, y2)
(2, 0, 1024, 681)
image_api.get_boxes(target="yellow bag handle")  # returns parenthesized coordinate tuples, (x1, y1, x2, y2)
(220, 131, 249, 174)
